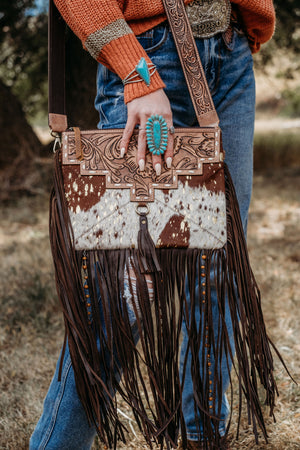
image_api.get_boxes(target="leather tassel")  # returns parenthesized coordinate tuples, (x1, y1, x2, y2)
(137, 212, 161, 273)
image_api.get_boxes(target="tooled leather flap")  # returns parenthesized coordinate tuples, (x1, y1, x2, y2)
(74, 127, 83, 160)
(61, 127, 222, 202)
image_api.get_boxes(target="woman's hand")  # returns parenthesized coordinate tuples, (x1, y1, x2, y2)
(120, 89, 174, 175)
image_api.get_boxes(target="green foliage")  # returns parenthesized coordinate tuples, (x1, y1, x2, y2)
(258, 1, 300, 68)
(273, 0, 300, 51)
(0, 0, 48, 119)
(0, 0, 35, 42)
(281, 85, 300, 118)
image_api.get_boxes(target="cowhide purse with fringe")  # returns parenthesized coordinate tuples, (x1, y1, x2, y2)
(48, 0, 289, 448)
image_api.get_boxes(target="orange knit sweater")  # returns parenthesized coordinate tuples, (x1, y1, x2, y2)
(53, 0, 275, 103)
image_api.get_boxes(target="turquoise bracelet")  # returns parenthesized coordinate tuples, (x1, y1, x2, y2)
(123, 57, 156, 87)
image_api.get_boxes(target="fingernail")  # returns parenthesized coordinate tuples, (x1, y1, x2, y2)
(166, 157, 172, 169)
(120, 147, 125, 158)
(139, 159, 145, 172)
(155, 163, 161, 176)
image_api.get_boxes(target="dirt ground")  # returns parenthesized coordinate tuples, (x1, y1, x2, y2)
(0, 160, 299, 449)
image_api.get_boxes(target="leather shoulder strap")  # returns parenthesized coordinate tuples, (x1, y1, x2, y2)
(162, 0, 219, 126)
(48, 0, 67, 132)
(48, 0, 219, 131)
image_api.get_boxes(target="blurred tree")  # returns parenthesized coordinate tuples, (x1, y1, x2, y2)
(0, 79, 41, 167)
(254, 0, 300, 69)
(0, 0, 48, 119)
(274, 0, 300, 51)
(0, 0, 98, 129)
(0, 0, 44, 168)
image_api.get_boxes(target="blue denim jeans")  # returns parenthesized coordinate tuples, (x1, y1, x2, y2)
(30, 23, 255, 449)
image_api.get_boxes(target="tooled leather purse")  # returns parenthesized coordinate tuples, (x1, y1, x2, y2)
(48, 0, 286, 448)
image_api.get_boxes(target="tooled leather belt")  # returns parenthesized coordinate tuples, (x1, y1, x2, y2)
(186, 0, 231, 38)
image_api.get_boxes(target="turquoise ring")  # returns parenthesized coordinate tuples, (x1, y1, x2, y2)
(146, 115, 168, 155)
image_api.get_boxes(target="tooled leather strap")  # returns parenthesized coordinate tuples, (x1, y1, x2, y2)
(162, 0, 219, 127)
(48, 0, 219, 132)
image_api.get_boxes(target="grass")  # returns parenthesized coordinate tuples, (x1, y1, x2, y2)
(254, 131, 300, 171)
(0, 193, 63, 449)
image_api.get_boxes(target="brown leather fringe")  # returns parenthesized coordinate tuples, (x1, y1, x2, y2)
(49, 150, 287, 449)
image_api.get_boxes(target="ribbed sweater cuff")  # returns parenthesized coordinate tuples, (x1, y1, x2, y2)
(99, 33, 165, 103)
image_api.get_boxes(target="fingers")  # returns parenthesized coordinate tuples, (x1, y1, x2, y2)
(137, 117, 147, 171)
(120, 115, 136, 157)
(122, 90, 174, 175)
(120, 113, 172, 177)
(138, 119, 174, 176)
(152, 153, 162, 176)
(137, 118, 164, 175)
(164, 122, 174, 170)
(152, 118, 174, 174)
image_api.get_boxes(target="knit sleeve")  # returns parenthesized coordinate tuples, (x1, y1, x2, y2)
(231, 0, 276, 53)
(53, 0, 165, 103)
